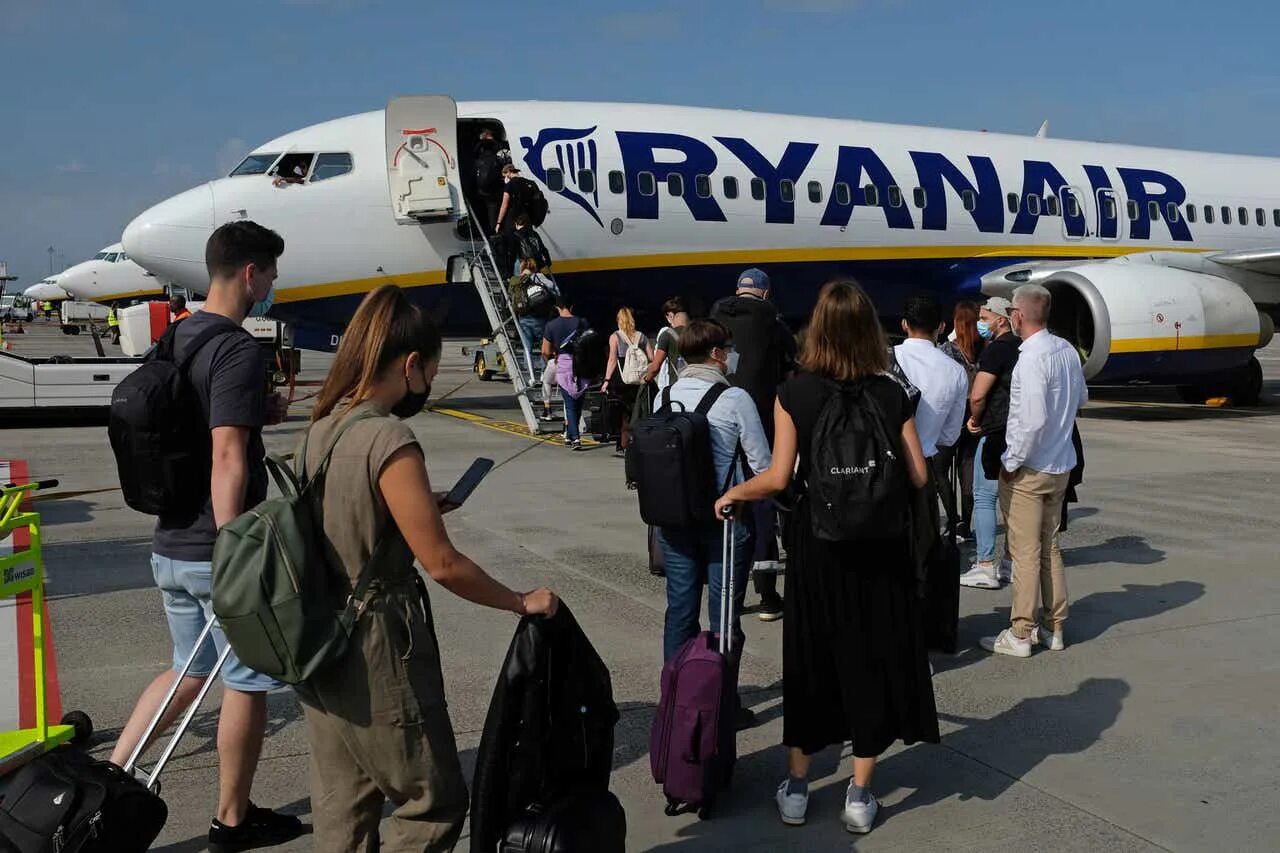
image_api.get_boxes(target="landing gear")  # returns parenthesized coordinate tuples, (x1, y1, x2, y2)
(1176, 357, 1264, 406)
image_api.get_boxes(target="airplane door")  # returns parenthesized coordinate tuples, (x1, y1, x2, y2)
(386, 96, 463, 224)
(1059, 186, 1086, 240)
(1095, 188, 1120, 240)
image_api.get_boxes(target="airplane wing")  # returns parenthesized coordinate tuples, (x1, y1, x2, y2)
(1205, 247, 1280, 276)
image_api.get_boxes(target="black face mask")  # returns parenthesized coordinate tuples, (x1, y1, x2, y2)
(391, 366, 431, 419)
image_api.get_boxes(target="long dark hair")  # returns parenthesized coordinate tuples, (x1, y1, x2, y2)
(312, 285, 442, 421)
(800, 280, 888, 381)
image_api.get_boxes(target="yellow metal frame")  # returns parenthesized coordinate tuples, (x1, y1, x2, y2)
(0, 481, 74, 776)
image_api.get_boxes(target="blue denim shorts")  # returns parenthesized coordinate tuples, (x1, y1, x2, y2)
(151, 554, 282, 693)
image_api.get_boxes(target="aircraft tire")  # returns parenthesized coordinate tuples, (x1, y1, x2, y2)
(1231, 357, 1264, 407)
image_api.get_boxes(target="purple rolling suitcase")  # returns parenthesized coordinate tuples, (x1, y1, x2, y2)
(649, 514, 738, 819)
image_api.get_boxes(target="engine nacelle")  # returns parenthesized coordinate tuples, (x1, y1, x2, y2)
(1039, 258, 1272, 383)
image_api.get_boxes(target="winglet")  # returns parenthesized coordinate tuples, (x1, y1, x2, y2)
(1035, 120, 1049, 139)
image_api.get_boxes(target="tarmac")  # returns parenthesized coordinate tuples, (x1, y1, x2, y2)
(3, 318, 1279, 852)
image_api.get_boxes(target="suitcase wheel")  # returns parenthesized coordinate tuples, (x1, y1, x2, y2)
(697, 804, 712, 820)
(663, 797, 681, 817)
(61, 710, 93, 745)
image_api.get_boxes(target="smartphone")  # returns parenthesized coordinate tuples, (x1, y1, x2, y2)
(442, 457, 494, 508)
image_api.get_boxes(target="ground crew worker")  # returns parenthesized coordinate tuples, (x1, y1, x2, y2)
(170, 294, 192, 322)
(43, 300, 53, 320)
(107, 303, 120, 344)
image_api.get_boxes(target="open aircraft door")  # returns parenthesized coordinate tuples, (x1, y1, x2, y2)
(386, 96, 463, 223)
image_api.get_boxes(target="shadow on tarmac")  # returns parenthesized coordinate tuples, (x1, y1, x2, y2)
(1063, 534, 1167, 567)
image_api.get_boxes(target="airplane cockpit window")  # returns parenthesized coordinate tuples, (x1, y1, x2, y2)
(93, 251, 110, 261)
(230, 152, 281, 176)
(310, 153, 353, 182)
(546, 168, 565, 192)
(119, 252, 128, 262)
(271, 153, 314, 186)
(105, 252, 120, 263)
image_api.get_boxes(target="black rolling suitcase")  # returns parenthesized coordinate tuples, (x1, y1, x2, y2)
(499, 788, 626, 853)
(0, 617, 229, 852)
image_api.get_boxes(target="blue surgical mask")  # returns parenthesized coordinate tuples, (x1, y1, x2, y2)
(249, 287, 275, 318)
(724, 349, 740, 376)
(976, 320, 994, 340)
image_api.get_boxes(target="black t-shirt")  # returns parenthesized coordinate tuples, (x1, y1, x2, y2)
(544, 314, 586, 353)
(153, 312, 268, 562)
(779, 371, 910, 485)
(710, 294, 797, 440)
(504, 176, 536, 214)
(976, 331, 1019, 433)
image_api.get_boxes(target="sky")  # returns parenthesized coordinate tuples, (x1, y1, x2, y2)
(2, 0, 1279, 287)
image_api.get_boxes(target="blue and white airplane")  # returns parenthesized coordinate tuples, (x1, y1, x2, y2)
(123, 96, 1278, 401)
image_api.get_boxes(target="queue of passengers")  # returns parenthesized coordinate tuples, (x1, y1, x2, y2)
(102, 220, 1087, 848)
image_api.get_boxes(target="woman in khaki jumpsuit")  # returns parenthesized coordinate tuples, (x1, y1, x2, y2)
(297, 285, 558, 851)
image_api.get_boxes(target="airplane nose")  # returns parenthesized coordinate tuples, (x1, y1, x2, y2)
(123, 183, 216, 288)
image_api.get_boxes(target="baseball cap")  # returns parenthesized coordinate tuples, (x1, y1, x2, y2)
(737, 267, 770, 291)
(982, 296, 1013, 318)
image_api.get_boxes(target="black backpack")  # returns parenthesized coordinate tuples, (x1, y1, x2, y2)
(625, 384, 733, 528)
(108, 322, 244, 515)
(558, 319, 606, 382)
(526, 183, 550, 226)
(806, 379, 908, 541)
(475, 151, 502, 196)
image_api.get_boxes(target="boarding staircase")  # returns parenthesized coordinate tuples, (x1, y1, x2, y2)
(460, 212, 561, 434)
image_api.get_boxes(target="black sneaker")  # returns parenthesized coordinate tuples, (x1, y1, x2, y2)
(757, 594, 784, 622)
(571, 439, 584, 451)
(208, 803, 304, 853)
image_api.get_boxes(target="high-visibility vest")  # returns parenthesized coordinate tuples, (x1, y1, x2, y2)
(107, 308, 118, 327)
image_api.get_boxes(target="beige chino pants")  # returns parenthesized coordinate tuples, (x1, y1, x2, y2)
(1002, 467, 1071, 639)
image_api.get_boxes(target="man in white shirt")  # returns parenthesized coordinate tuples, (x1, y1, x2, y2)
(893, 294, 969, 459)
(981, 284, 1087, 659)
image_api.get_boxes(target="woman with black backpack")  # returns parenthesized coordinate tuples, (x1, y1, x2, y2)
(715, 280, 938, 836)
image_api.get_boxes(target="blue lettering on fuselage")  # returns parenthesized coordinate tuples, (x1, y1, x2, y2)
(566, 128, 1196, 242)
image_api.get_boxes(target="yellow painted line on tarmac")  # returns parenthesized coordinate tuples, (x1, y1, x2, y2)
(430, 406, 600, 446)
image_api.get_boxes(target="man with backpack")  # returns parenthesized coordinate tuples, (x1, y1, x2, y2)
(639, 321, 770, 704)
(513, 213, 552, 271)
(107, 221, 302, 852)
(711, 268, 796, 623)
(472, 127, 508, 235)
(542, 294, 591, 450)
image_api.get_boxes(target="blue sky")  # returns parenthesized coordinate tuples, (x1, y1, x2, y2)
(2, 0, 1278, 286)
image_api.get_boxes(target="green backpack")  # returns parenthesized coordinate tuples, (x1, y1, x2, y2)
(211, 411, 390, 684)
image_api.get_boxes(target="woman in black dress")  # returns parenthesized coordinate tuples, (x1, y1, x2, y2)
(716, 280, 938, 835)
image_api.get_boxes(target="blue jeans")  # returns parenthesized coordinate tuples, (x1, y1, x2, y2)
(151, 554, 282, 693)
(517, 315, 547, 373)
(562, 391, 584, 441)
(659, 521, 751, 662)
(972, 436, 999, 563)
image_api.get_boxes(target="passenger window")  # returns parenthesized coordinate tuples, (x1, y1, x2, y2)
(1204, 205, 1215, 224)
(1148, 200, 1160, 221)
(1257, 207, 1266, 226)
(886, 185, 903, 208)
(835, 182, 851, 206)
(1167, 203, 1179, 223)
(638, 171, 656, 196)
(912, 187, 926, 209)
(1238, 206, 1248, 226)
(780, 179, 795, 203)
(608, 170, 624, 194)
(1222, 206, 1231, 225)
(751, 178, 765, 201)
(667, 173, 684, 196)
(1185, 204, 1197, 223)
(1046, 195, 1060, 216)
(695, 174, 712, 199)
(1007, 192, 1018, 214)
(310, 152, 353, 182)
(546, 168, 565, 192)
(723, 176, 739, 199)
(865, 184, 880, 206)
(1065, 193, 1081, 218)
(1102, 196, 1117, 219)
(808, 181, 823, 203)
(1127, 200, 1140, 221)
(1274, 209, 1280, 227)
(1027, 195, 1041, 216)
(577, 169, 596, 194)
(961, 189, 977, 212)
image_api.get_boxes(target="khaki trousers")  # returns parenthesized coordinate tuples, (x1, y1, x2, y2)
(297, 588, 468, 853)
(1003, 468, 1070, 639)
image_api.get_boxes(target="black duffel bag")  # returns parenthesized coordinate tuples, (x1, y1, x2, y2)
(0, 748, 166, 853)
(499, 789, 626, 853)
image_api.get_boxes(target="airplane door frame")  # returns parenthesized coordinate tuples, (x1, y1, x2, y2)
(1060, 186, 1086, 240)
(1095, 187, 1120, 241)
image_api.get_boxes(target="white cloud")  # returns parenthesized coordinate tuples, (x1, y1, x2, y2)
(214, 138, 251, 176)
(55, 159, 88, 174)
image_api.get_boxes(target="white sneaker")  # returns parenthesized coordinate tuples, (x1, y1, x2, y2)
(775, 779, 808, 826)
(999, 557, 1013, 584)
(1031, 625, 1065, 651)
(980, 628, 1032, 658)
(959, 562, 1000, 590)
(842, 783, 878, 834)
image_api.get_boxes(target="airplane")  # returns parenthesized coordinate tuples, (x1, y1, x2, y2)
(22, 276, 70, 302)
(123, 96, 1279, 409)
(54, 242, 166, 305)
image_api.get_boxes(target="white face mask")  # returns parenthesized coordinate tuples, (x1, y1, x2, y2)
(723, 349, 740, 376)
